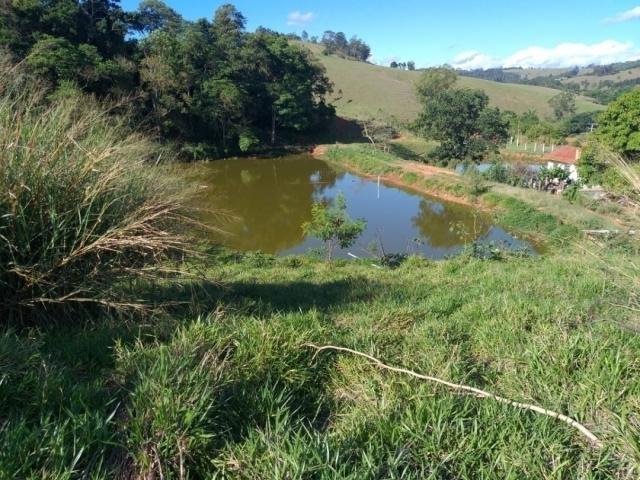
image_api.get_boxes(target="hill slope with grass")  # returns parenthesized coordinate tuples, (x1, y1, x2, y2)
(302, 44, 603, 121)
(3, 62, 640, 477)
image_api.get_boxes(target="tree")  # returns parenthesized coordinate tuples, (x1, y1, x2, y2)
(3, 1, 335, 156)
(525, 121, 561, 144)
(407, 61, 416, 71)
(1, 0, 133, 94)
(478, 108, 510, 148)
(596, 88, 640, 159)
(302, 193, 367, 261)
(548, 91, 576, 120)
(415, 67, 457, 100)
(561, 111, 598, 136)
(248, 31, 333, 145)
(334, 32, 348, 51)
(518, 110, 540, 137)
(26, 35, 93, 82)
(301, 30, 309, 42)
(390, 61, 398, 69)
(129, 0, 182, 34)
(347, 36, 370, 62)
(321, 30, 336, 53)
(321, 31, 370, 62)
(577, 142, 608, 185)
(212, 3, 246, 50)
(360, 117, 397, 152)
(415, 87, 508, 162)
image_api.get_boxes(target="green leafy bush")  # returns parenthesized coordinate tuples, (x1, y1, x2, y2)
(239, 129, 260, 152)
(484, 162, 509, 183)
(302, 193, 366, 261)
(578, 142, 608, 186)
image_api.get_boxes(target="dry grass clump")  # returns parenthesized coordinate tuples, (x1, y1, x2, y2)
(0, 64, 188, 322)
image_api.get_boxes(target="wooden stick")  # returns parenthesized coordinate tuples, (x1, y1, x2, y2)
(305, 344, 603, 448)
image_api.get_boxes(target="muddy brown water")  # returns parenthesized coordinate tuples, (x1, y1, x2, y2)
(181, 154, 535, 259)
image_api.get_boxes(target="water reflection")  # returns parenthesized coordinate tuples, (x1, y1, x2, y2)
(181, 155, 533, 258)
(184, 155, 341, 253)
(412, 199, 490, 249)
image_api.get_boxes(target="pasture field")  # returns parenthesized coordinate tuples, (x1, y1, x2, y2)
(303, 44, 604, 121)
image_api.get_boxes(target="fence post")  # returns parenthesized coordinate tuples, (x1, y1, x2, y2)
(534, 143, 537, 153)
(542, 143, 545, 154)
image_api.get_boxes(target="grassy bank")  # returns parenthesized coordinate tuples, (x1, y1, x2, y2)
(318, 143, 624, 244)
(2, 244, 639, 478)
(2, 78, 639, 477)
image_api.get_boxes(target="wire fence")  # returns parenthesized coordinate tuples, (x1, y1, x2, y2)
(504, 138, 558, 156)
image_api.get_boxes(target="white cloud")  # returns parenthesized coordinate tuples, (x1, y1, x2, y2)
(451, 51, 498, 70)
(451, 40, 640, 70)
(605, 6, 640, 23)
(286, 11, 316, 27)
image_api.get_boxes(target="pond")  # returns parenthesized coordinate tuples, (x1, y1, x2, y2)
(182, 155, 534, 259)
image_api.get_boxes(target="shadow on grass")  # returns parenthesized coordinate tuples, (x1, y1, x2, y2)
(388, 142, 427, 162)
(149, 275, 380, 319)
(311, 116, 366, 144)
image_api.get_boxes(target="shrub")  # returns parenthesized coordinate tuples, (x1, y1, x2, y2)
(402, 172, 419, 184)
(484, 162, 509, 183)
(238, 129, 260, 153)
(0, 66, 188, 322)
(464, 169, 490, 197)
(302, 193, 366, 261)
(538, 165, 570, 182)
(578, 142, 608, 186)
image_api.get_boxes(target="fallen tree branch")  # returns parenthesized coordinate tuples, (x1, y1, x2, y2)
(305, 344, 603, 449)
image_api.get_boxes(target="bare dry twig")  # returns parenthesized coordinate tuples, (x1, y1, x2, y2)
(304, 343, 603, 448)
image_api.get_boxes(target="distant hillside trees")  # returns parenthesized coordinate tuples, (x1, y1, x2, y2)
(461, 68, 523, 84)
(548, 92, 576, 120)
(460, 62, 640, 106)
(561, 111, 598, 136)
(502, 109, 565, 144)
(390, 61, 416, 70)
(414, 68, 509, 162)
(321, 31, 370, 62)
(0, 1, 334, 157)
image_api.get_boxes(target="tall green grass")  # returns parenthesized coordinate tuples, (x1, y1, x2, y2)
(0, 64, 187, 322)
(1, 232, 639, 477)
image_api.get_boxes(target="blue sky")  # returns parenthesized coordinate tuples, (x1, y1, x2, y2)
(120, 1, 640, 69)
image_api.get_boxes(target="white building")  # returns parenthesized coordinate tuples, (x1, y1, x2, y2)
(543, 146, 581, 182)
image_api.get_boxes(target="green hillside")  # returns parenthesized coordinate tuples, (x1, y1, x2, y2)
(303, 44, 603, 121)
(561, 67, 640, 88)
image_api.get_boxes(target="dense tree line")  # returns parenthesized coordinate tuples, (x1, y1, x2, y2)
(460, 64, 640, 106)
(0, 1, 334, 158)
(460, 68, 524, 84)
(320, 31, 370, 62)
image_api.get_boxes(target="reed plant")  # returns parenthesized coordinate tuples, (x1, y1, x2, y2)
(0, 64, 187, 322)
